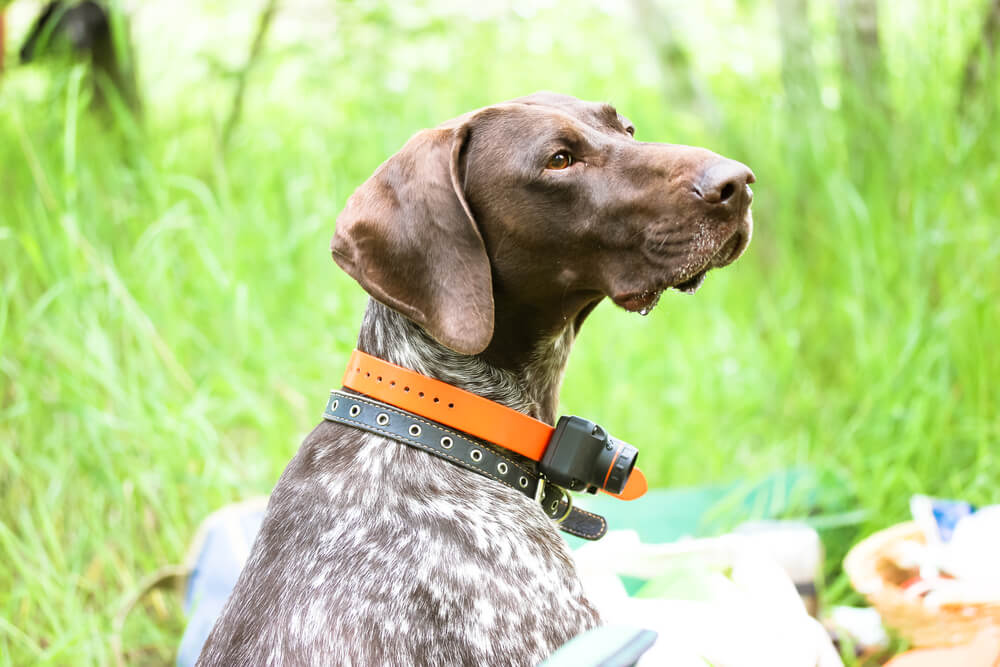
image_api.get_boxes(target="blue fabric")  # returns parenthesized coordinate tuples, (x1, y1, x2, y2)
(538, 626, 658, 667)
(176, 508, 265, 667)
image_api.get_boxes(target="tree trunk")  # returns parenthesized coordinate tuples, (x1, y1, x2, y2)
(631, 0, 720, 128)
(0, 10, 6, 75)
(838, 0, 887, 110)
(222, 0, 280, 149)
(777, 0, 819, 111)
(837, 0, 889, 182)
(960, 0, 1000, 104)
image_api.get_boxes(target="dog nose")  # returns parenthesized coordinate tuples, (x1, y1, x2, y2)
(695, 160, 755, 207)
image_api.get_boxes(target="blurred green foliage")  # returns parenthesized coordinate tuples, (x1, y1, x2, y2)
(1, 0, 998, 663)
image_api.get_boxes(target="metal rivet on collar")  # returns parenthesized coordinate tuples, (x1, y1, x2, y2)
(409, 424, 422, 437)
(519, 476, 528, 488)
(376, 413, 389, 426)
(470, 449, 482, 462)
(497, 462, 508, 474)
(349, 405, 361, 417)
(440, 436, 453, 449)
(550, 500, 558, 512)
(331, 399, 339, 411)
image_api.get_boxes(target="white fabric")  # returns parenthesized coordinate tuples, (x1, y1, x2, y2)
(573, 530, 844, 667)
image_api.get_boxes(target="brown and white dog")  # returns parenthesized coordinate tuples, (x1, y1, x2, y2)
(198, 92, 753, 666)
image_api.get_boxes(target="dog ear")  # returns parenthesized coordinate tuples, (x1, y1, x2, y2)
(332, 125, 494, 355)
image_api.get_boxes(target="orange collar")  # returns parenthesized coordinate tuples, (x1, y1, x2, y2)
(342, 349, 647, 500)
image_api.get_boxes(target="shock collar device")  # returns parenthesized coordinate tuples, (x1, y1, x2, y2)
(322, 350, 648, 540)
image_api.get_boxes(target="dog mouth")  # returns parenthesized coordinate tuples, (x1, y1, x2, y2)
(612, 266, 705, 313)
(670, 228, 747, 294)
(711, 230, 746, 269)
(672, 269, 708, 294)
(613, 228, 748, 312)
(614, 289, 665, 314)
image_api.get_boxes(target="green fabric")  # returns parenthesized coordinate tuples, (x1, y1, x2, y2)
(566, 467, 819, 547)
(565, 469, 821, 595)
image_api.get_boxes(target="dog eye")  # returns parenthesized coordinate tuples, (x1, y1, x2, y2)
(546, 152, 574, 170)
(625, 126, 635, 137)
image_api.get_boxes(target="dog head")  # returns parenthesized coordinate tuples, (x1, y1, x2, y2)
(333, 92, 754, 355)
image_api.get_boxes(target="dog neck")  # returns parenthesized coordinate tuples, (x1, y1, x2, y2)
(356, 299, 578, 425)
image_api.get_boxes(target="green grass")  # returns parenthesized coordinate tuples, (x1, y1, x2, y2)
(2, 1, 998, 664)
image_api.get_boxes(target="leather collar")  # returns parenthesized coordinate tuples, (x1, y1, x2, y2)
(341, 349, 646, 501)
(323, 390, 608, 540)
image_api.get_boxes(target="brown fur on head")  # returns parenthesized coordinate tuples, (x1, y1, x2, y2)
(333, 92, 754, 359)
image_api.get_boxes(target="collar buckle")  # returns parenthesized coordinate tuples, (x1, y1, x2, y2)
(534, 476, 547, 504)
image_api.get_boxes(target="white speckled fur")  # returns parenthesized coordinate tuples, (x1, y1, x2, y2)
(197, 301, 601, 666)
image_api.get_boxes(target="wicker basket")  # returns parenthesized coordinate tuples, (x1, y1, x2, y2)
(844, 521, 1000, 648)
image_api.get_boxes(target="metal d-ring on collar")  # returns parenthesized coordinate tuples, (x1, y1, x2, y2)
(322, 390, 607, 540)
(534, 477, 574, 524)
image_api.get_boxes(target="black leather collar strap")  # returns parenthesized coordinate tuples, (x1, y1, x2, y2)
(323, 390, 608, 540)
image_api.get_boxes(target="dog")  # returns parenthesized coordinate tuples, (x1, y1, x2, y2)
(198, 92, 754, 666)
